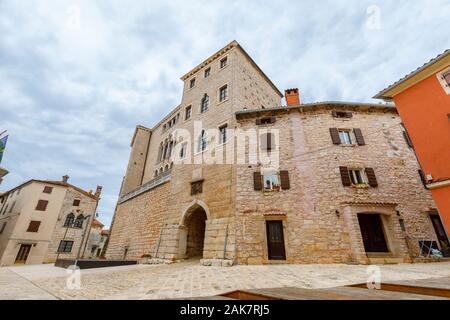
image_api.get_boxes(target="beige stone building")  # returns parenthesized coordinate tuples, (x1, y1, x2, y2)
(106, 41, 444, 265)
(0, 176, 101, 266)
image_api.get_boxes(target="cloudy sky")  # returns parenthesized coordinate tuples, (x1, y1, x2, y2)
(0, 0, 448, 227)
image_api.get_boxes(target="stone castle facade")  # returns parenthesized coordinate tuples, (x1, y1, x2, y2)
(106, 41, 442, 265)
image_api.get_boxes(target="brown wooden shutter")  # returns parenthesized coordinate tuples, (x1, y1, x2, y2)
(353, 128, 365, 145)
(270, 116, 276, 124)
(365, 168, 378, 187)
(280, 171, 290, 190)
(255, 118, 261, 125)
(35, 200, 48, 211)
(330, 128, 341, 145)
(331, 111, 338, 117)
(345, 112, 353, 118)
(253, 172, 262, 191)
(27, 220, 41, 232)
(403, 130, 413, 148)
(339, 166, 352, 186)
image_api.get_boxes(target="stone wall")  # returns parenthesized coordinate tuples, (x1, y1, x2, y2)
(234, 106, 438, 264)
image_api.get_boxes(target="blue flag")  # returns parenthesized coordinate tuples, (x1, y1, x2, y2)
(0, 135, 8, 164)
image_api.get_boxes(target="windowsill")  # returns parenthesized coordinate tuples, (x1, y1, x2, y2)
(351, 184, 369, 189)
(263, 188, 281, 193)
(217, 141, 228, 147)
(217, 98, 229, 106)
(340, 144, 356, 147)
(194, 149, 209, 156)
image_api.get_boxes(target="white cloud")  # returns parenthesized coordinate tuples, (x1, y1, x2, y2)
(0, 0, 448, 227)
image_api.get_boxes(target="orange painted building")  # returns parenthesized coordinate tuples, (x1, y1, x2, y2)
(375, 50, 450, 249)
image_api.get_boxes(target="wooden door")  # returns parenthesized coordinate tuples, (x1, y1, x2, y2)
(357, 214, 389, 253)
(430, 214, 450, 248)
(266, 221, 286, 260)
(15, 244, 32, 264)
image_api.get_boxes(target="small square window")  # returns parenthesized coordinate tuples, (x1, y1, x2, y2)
(338, 130, 353, 145)
(43, 186, 53, 194)
(219, 85, 228, 102)
(73, 199, 81, 206)
(204, 67, 211, 78)
(189, 78, 196, 89)
(191, 180, 203, 195)
(262, 170, 280, 191)
(185, 106, 192, 121)
(443, 71, 450, 86)
(35, 200, 48, 211)
(349, 169, 367, 185)
(220, 57, 228, 69)
(27, 220, 41, 233)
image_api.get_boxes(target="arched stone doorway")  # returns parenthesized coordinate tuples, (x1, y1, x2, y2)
(179, 202, 209, 259)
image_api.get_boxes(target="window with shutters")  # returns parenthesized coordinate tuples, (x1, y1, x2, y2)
(256, 117, 276, 125)
(57, 240, 74, 253)
(338, 129, 353, 145)
(349, 169, 367, 186)
(35, 200, 48, 211)
(27, 220, 41, 233)
(262, 168, 280, 191)
(43, 186, 53, 194)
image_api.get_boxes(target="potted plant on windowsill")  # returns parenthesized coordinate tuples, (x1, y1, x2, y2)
(353, 183, 369, 189)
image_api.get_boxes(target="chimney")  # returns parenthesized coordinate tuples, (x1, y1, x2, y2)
(62, 175, 70, 183)
(95, 186, 103, 199)
(285, 88, 300, 106)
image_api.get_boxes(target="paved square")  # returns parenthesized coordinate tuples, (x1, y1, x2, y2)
(2, 260, 450, 300)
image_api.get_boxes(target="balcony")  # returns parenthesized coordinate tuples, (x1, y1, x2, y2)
(119, 170, 171, 204)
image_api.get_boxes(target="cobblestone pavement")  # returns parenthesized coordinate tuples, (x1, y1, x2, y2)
(2, 260, 450, 300)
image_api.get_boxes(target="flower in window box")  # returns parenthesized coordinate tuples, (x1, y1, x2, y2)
(354, 183, 369, 189)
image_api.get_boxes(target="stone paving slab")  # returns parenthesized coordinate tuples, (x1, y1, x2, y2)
(0, 268, 58, 300)
(1, 260, 450, 300)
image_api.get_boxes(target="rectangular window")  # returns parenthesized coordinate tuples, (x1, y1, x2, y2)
(338, 130, 353, 145)
(189, 78, 196, 89)
(73, 199, 81, 207)
(219, 85, 228, 102)
(204, 67, 211, 78)
(180, 142, 188, 159)
(349, 169, 366, 185)
(191, 180, 203, 195)
(35, 200, 48, 211)
(185, 106, 192, 120)
(219, 124, 228, 144)
(26, 220, 41, 233)
(220, 57, 228, 68)
(262, 170, 281, 191)
(260, 132, 276, 151)
(43, 186, 53, 194)
(57, 240, 74, 253)
(332, 111, 352, 118)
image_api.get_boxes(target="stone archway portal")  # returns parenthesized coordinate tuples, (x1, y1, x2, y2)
(179, 205, 207, 259)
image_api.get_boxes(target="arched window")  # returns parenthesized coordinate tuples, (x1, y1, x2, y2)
(197, 130, 208, 153)
(157, 142, 163, 162)
(170, 162, 174, 169)
(73, 214, 84, 228)
(159, 167, 163, 175)
(64, 213, 75, 227)
(200, 94, 209, 113)
(154, 170, 158, 177)
(164, 165, 169, 172)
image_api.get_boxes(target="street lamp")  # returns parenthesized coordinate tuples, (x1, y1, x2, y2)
(75, 214, 92, 267)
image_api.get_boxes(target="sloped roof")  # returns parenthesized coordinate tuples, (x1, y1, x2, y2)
(374, 49, 450, 99)
(0, 179, 100, 200)
(92, 219, 104, 228)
